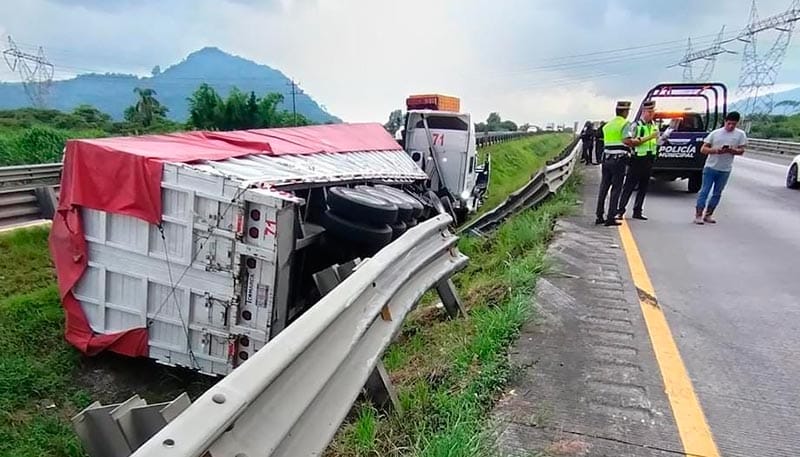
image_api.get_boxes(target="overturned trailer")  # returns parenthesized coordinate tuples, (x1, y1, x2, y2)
(50, 123, 435, 375)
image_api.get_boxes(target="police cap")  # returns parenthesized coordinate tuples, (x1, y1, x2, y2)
(616, 101, 632, 110)
(642, 100, 656, 109)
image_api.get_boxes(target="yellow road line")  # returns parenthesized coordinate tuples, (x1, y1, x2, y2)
(618, 220, 720, 457)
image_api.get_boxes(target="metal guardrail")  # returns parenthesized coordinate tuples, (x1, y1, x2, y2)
(475, 130, 543, 148)
(459, 137, 580, 234)
(0, 162, 63, 190)
(74, 215, 468, 457)
(748, 138, 800, 157)
(0, 162, 62, 227)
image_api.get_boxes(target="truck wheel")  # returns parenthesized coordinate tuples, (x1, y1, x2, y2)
(439, 195, 458, 224)
(321, 210, 393, 247)
(454, 207, 469, 225)
(373, 185, 424, 219)
(358, 186, 414, 221)
(327, 187, 398, 225)
(390, 220, 407, 239)
(787, 164, 799, 189)
(688, 172, 702, 193)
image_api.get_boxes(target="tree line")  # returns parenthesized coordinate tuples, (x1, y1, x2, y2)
(0, 84, 314, 166)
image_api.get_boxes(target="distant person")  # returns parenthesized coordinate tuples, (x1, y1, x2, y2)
(579, 121, 595, 165)
(595, 101, 632, 226)
(594, 121, 605, 164)
(694, 111, 747, 224)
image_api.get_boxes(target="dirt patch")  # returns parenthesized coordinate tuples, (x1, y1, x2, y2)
(74, 353, 217, 405)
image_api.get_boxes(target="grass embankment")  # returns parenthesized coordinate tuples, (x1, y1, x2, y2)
(0, 227, 85, 457)
(328, 141, 580, 456)
(476, 133, 572, 217)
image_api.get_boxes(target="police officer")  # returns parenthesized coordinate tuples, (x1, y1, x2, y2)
(593, 121, 605, 165)
(617, 100, 659, 220)
(596, 101, 631, 226)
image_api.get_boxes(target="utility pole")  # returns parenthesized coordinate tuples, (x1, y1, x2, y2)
(287, 78, 298, 126)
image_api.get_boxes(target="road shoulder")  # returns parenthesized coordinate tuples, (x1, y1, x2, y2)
(492, 166, 683, 456)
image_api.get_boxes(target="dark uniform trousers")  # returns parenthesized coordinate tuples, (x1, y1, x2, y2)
(618, 155, 655, 216)
(595, 153, 627, 220)
(594, 139, 604, 164)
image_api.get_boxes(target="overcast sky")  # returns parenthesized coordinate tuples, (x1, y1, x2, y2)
(1, 0, 799, 125)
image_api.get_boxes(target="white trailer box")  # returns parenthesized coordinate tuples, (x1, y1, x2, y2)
(57, 124, 427, 375)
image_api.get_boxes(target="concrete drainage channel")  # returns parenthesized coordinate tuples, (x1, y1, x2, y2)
(1, 134, 580, 457)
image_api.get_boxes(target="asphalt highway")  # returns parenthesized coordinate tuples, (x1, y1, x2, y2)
(626, 154, 800, 456)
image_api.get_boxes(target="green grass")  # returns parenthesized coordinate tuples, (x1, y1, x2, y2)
(0, 226, 55, 297)
(476, 133, 572, 217)
(329, 173, 581, 456)
(0, 227, 87, 457)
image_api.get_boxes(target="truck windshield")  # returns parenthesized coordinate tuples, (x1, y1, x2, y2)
(414, 116, 469, 130)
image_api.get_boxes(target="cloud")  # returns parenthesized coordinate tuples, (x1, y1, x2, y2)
(1, 0, 798, 124)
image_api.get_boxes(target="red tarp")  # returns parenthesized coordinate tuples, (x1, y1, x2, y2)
(49, 123, 400, 357)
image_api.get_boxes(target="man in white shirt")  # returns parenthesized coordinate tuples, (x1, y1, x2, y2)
(694, 111, 747, 224)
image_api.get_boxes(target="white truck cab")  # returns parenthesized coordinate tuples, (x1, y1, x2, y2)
(403, 110, 488, 222)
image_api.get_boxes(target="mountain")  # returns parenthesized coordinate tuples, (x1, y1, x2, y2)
(730, 86, 800, 114)
(0, 47, 340, 124)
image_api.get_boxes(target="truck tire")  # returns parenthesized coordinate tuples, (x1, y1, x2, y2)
(439, 195, 458, 224)
(321, 210, 393, 247)
(787, 164, 799, 189)
(357, 186, 414, 222)
(372, 185, 424, 219)
(327, 187, 398, 225)
(688, 172, 702, 193)
(390, 220, 407, 240)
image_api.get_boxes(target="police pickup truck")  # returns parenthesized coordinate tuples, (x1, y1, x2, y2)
(635, 83, 728, 193)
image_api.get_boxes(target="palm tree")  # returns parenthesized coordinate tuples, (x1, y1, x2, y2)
(133, 87, 167, 127)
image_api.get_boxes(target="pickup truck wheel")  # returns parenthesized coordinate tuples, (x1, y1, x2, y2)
(321, 210, 393, 247)
(787, 164, 799, 189)
(327, 187, 398, 225)
(688, 172, 702, 193)
(358, 186, 415, 222)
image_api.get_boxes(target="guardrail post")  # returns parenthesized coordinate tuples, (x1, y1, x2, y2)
(436, 278, 466, 318)
(34, 185, 58, 219)
(363, 361, 402, 414)
(313, 262, 403, 413)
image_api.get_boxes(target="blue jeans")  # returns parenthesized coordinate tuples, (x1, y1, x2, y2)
(696, 167, 731, 211)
